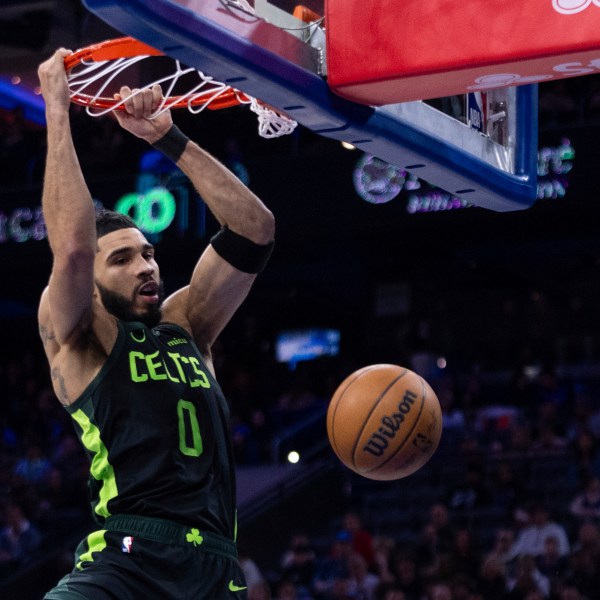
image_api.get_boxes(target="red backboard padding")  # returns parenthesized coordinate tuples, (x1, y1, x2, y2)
(325, 0, 600, 104)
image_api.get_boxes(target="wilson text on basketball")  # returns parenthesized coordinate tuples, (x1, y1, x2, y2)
(362, 389, 417, 457)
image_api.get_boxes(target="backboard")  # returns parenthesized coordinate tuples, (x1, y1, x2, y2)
(81, 0, 539, 212)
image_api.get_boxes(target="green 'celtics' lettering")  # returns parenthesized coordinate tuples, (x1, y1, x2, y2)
(129, 351, 148, 382)
(146, 350, 168, 381)
(188, 356, 210, 388)
(177, 399, 203, 457)
(128, 350, 211, 390)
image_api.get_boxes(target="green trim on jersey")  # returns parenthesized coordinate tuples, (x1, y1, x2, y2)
(76, 529, 107, 570)
(71, 409, 118, 518)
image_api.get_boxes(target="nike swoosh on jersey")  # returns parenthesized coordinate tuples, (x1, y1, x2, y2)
(228, 580, 248, 592)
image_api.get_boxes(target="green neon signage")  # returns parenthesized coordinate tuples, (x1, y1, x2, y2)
(114, 187, 176, 234)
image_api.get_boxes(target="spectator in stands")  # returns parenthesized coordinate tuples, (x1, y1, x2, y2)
(25, 386, 68, 453)
(529, 395, 568, 455)
(484, 528, 517, 578)
(571, 520, 600, 557)
(312, 532, 353, 599)
(555, 584, 586, 600)
(508, 502, 570, 560)
(569, 474, 600, 523)
(416, 502, 456, 578)
(424, 580, 453, 600)
(449, 573, 479, 600)
(371, 536, 396, 585)
(36, 466, 86, 529)
(534, 369, 569, 414)
(249, 580, 273, 600)
(329, 577, 353, 600)
(566, 547, 600, 600)
(273, 578, 301, 600)
(12, 444, 52, 487)
(446, 463, 493, 512)
(239, 543, 266, 591)
(564, 389, 596, 444)
(280, 532, 317, 596)
(437, 527, 482, 582)
(535, 535, 570, 594)
(570, 428, 600, 482)
(530, 422, 569, 455)
(474, 404, 521, 451)
(505, 422, 534, 455)
(390, 548, 423, 600)
(436, 382, 467, 451)
(51, 433, 87, 484)
(488, 461, 528, 521)
(478, 556, 509, 600)
(341, 510, 375, 569)
(506, 554, 550, 599)
(567, 521, 600, 599)
(345, 552, 380, 600)
(0, 499, 42, 576)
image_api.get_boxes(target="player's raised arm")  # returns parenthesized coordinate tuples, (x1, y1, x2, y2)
(38, 48, 97, 345)
(174, 132, 275, 247)
(171, 128, 275, 346)
(113, 84, 276, 352)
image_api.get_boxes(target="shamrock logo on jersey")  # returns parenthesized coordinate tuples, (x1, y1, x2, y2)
(186, 528, 204, 546)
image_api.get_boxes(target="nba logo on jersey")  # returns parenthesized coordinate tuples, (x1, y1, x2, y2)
(121, 536, 134, 553)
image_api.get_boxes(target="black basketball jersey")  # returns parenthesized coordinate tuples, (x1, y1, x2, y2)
(65, 320, 237, 539)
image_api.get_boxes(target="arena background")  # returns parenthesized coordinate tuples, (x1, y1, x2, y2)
(2, 2, 600, 598)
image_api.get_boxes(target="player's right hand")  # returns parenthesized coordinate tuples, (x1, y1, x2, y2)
(38, 48, 72, 112)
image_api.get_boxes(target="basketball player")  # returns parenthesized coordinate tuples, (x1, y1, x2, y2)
(37, 47, 275, 599)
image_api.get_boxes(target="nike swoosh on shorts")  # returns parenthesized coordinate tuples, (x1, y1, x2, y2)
(229, 580, 247, 592)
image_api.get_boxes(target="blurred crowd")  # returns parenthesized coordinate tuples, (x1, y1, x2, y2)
(239, 494, 600, 600)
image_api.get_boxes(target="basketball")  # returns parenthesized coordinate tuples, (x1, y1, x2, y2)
(326, 364, 442, 481)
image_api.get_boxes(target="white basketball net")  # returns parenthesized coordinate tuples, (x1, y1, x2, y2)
(67, 55, 298, 139)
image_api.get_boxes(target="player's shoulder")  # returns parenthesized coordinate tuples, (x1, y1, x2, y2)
(39, 286, 118, 357)
(39, 289, 119, 405)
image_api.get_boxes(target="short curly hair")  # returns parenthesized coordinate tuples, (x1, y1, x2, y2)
(95, 209, 140, 239)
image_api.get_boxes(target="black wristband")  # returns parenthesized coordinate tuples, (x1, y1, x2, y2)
(151, 124, 189, 163)
(210, 226, 274, 274)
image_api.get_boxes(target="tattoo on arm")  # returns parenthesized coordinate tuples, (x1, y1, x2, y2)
(51, 366, 69, 405)
(39, 324, 56, 347)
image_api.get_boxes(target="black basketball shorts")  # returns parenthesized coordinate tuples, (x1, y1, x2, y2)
(43, 515, 248, 600)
